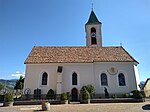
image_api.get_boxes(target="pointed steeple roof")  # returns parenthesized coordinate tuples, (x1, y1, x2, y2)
(86, 10, 102, 25)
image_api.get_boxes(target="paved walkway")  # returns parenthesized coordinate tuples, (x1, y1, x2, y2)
(0, 101, 150, 112)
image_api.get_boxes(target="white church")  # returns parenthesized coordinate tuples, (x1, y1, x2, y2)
(23, 10, 140, 100)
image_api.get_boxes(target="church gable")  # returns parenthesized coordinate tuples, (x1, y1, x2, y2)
(25, 46, 138, 64)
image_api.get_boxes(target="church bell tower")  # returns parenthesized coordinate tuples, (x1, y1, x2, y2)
(85, 10, 102, 47)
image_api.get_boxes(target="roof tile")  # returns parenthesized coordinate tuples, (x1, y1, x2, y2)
(24, 46, 138, 64)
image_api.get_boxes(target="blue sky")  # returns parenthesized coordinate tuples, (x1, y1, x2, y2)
(0, 0, 150, 81)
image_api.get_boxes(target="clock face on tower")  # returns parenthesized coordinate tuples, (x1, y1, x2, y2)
(91, 32, 96, 37)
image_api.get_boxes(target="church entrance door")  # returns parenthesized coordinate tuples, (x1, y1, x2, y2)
(71, 88, 78, 101)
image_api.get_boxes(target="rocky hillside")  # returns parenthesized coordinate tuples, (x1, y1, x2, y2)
(0, 79, 17, 90)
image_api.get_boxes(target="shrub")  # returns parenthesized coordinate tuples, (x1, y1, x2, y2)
(80, 85, 95, 99)
(83, 89, 90, 100)
(4, 92, 14, 102)
(112, 94, 117, 99)
(85, 85, 95, 99)
(46, 89, 55, 100)
(131, 90, 143, 99)
(122, 93, 129, 98)
(60, 93, 68, 101)
(66, 92, 70, 100)
(81, 86, 90, 100)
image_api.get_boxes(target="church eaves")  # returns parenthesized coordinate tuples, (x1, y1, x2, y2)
(86, 10, 102, 25)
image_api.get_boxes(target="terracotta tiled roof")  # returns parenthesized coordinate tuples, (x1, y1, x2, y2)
(24, 46, 138, 64)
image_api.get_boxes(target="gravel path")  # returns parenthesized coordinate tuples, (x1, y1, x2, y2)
(0, 101, 150, 112)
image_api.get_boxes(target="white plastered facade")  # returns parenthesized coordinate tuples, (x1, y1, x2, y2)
(24, 62, 140, 97)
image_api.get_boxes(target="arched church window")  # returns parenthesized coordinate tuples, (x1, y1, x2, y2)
(118, 73, 126, 86)
(42, 72, 48, 85)
(72, 72, 77, 85)
(101, 73, 108, 86)
(91, 27, 97, 44)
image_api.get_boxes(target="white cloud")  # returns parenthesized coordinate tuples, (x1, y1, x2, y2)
(11, 71, 25, 78)
(16, 71, 20, 74)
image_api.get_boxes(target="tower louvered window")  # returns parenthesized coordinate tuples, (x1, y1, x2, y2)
(91, 27, 97, 44)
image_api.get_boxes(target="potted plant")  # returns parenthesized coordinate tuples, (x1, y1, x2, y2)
(80, 86, 90, 104)
(86, 85, 95, 99)
(60, 93, 68, 104)
(42, 101, 50, 111)
(67, 92, 70, 104)
(3, 92, 14, 106)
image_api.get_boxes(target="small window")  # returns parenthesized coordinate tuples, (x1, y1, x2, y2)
(72, 72, 77, 85)
(57, 66, 63, 73)
(101, 73, 108, 86)
(118, 73, 126, 86)
(42, 72, 48, 85)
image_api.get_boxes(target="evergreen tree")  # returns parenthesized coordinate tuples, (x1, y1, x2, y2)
(0, 83, 4, 91)
(14, 76, 24, 90)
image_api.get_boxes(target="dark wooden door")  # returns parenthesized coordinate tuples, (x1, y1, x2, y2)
(71, 88, 78, 101)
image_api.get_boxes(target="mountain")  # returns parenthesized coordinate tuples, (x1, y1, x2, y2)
(0, 79, 17, 90)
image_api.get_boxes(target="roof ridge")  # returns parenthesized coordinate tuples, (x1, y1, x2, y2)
(34, 46, 121, 48)
(34, 46, 98, 48)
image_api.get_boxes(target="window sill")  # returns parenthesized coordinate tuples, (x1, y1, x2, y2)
(40, 85, 48, 87)
(118, 86, 128, 88)
(101, 85, 108, 87)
